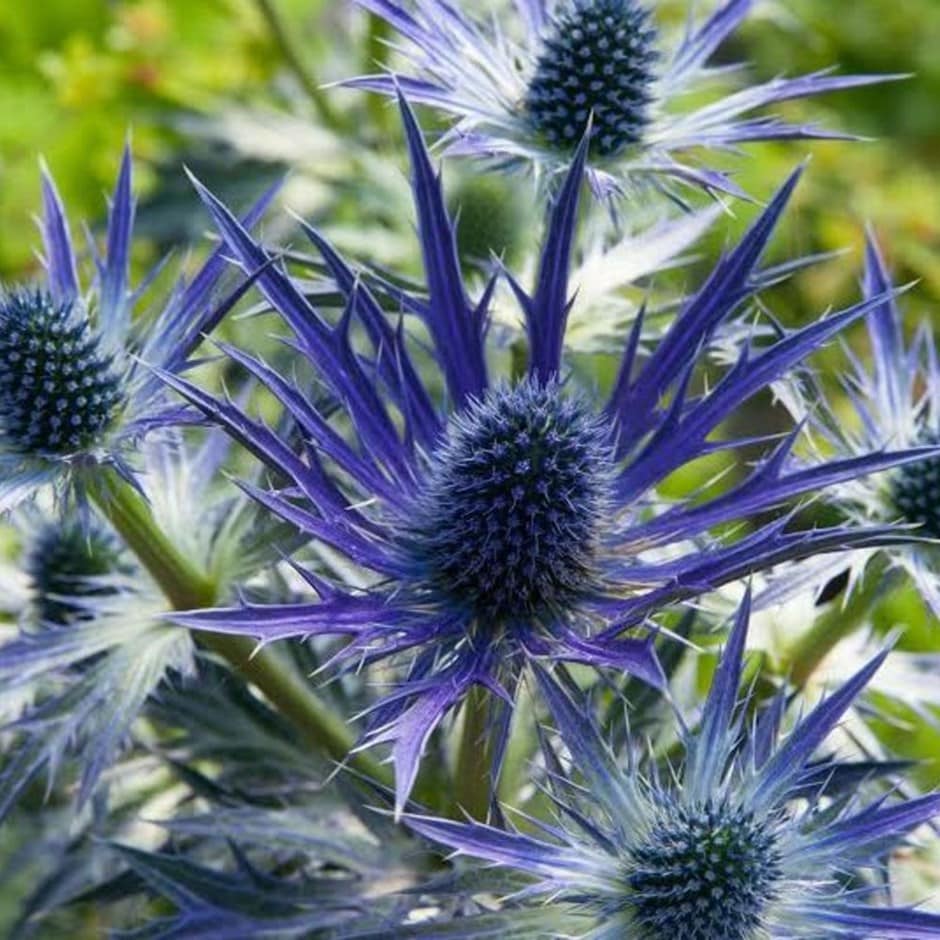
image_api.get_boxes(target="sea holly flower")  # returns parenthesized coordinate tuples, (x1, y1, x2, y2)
(408, 593, 940, 938)
(164, 96, 932, 814)
(349, 0, 893, 200)
(24, 517, 127, 627)
(0, 146, 275, 512)
(775, 232, 940, 620)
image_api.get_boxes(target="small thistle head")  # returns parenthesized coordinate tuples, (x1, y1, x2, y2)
(26, 519, 124, 625)
(525, 0, 659, 159)
(0, 289, 124, 456)
(627, 798, 782, 939)
(408, 380, 613, 623)
(890, 428, 940, 538)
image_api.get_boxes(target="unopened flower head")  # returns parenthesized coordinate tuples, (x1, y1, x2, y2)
(408, 593, 940, 937)
(26, 516, 124, 626)
(350, 0, 892, 200)
(167, 97, 925, 813)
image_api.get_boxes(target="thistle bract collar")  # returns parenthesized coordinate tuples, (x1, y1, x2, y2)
(525, 0, 658, 158)
(0, 290, 123, 456)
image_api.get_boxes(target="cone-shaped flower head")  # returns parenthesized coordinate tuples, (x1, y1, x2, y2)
(408, 380, 612, 621)
(524, 0, 658, 159)
(408, 593, 940, 937)
(165, 97, 931, 814)
(351, 0, 894, 200)
(0, 289, 124, 457)
(889, 428, 940, 538)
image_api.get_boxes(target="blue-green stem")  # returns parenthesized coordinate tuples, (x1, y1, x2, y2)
(453, 684, 493, 820)
(88, 468, 392, 787)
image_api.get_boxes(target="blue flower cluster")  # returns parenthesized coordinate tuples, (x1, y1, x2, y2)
(0, 3, 938, 937)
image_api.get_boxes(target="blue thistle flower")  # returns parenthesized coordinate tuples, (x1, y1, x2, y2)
(165, 96, 931, 813)
(407, 592, 940, 937)
(777, 232, 940, 618)
(350, 0, 896, 199)
(0, 145, 277, 511)
(524, 0, 659, 159)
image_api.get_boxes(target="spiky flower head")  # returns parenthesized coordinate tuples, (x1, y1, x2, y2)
(407, 380, 612, 621)
(408, 593, 940, 938)
(0, 147, 277, 513)
(166, 97, 927, 814)
(524, 0, 658, 159)
(350, 0, 893, 201)
(889, 428, 940, 539)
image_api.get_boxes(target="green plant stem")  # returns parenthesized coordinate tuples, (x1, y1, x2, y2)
(253, 0, 342, 130)
(787, 558, 890, 688)
(88, 469, 391, 787)
(87, 471, 216, 610)
(453, 684, 493, 820)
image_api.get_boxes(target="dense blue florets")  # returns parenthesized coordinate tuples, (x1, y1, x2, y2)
(890, 428, 940, 538)
(408, 380, 612, 622)
(0, 290, 123, 455)
(525, 0, 659, 158)
(26, 519, 122, 625)
(627, 799, 781, 940)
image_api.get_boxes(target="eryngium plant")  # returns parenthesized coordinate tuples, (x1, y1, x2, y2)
(163, 96, 932, 814)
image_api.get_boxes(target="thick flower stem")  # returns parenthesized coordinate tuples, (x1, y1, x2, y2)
(453, 684, 493, 821)
(88, 469, 392, 788)
(86, 470, 216, 610)
(787, 559, 890, 689)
